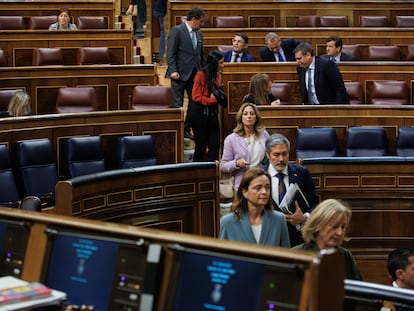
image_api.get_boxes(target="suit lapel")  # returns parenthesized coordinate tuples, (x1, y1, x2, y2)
(259, 210, 271, 244)
(240, 213, 257, 243)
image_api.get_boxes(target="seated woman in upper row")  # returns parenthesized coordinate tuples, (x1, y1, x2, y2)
(242, 73, 280, 106)
(7, 91, 32, 117)
(49, 8, 78, 30)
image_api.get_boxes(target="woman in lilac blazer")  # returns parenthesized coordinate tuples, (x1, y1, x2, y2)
(220, 103, 269, 189)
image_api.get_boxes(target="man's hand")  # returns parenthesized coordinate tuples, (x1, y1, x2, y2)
(285, 201, 307, 225)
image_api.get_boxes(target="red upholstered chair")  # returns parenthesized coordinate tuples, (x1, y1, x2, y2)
(406, 45, 414, 61)
(0, 89, 20, 111)
(360, 16, 390, 27)
(32, 48, 64, 66)
(0, 49, 6, 67)
(344, 82, 364, 105)
(77, 16, 108, 29)
(270, 83, 292, 105)
(296, 15, 321, 27)
(29, 15, 57, 29)
(0, 16, 25, 30)
(55, 87, 97, 113)
(342, 45, 361, 60)
(395, 16, 414, 27)
(320, 16, 349, 27)
(215, 16, 245, 28)
(77, 47, 111, 65)
(369, 81, 408, 105)
(130, 86, 172, 110)
(367, 46, 401, 61)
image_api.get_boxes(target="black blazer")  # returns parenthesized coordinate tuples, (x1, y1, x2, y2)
(260, 38, 301, 62)
(296, 56, 350, 105)
(165, 23, 204, 82)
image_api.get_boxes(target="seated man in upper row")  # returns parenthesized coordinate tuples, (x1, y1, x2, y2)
(260, 32, 301, 62)
(223, 33, 255, 62)
(320, 35, 355, 62)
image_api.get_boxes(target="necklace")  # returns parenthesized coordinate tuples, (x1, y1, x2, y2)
(245, 135, 255, 145)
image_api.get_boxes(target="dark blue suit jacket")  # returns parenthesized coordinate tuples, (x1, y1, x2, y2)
(165, 23, 204, 82)
(297, 56, 350, 105)
(267, 163, 319, 246)
(223, 50, 255, 62)
(260, 38, 301, 62)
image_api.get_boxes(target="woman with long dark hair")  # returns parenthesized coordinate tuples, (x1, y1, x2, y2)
(190, 50, 224, 161)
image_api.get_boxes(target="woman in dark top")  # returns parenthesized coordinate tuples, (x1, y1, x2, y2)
(243, 73, 280, 106)
(190, 50, 224, 161)
(293, 198, 363, 281)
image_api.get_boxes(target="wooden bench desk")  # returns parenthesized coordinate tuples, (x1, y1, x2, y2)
(0, 64, 156, 113)
(0, 30, 133, 67)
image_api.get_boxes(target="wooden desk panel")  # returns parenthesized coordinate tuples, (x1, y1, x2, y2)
(0, 30, 133, 67)
(55, 163, 220, 237)
(303, 160, 414, 284)
(221, 62, 414, 137)
(0, 0, 115, 28)
(0, 64, 156, 113)
(0, 110, 184, 173)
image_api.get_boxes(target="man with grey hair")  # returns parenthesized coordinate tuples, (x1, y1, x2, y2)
(260, 32, 301, 62)
(265, 133, 319, 246)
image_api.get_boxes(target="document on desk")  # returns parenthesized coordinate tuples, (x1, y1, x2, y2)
(0, 276, 66, 311)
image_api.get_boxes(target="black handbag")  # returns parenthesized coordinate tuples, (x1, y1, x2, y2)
(212, 88, 228, 107)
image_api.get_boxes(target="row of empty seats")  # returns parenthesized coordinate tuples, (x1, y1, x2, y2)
(296, 15, 414, 27)
(0, 135, 157, 207)
(0, 47, 113, 67)
(0, 85, 173, 114)
(182, 15, 414, 28)
(295, 127, 414, 159)
(0, 15, 108, 30)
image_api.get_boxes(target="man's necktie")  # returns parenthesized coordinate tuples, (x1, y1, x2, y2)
(307, 68, 314, 105)
(277, 52, 285, 62)
(191, 30, 197, 50)
(276, 173, 286, 203)
(330, 57, 336, 62)
(233, 53, 240, 62)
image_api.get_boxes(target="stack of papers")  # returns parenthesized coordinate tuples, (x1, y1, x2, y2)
(0, 276, 66, 311)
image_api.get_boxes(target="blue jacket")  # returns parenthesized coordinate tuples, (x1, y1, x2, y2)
(223, 50, 255, 62)
(219, 209, 291, 247)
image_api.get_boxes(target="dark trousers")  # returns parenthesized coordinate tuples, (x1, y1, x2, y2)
(190, 104, 220, 161)
(171, 72, 196, 132)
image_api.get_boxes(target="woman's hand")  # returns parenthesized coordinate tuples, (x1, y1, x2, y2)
(236, 159, 250, 168)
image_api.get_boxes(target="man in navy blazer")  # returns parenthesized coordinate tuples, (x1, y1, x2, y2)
(165, 8, 207, 137)
(319, 35, 355, 62)
(223, 33, 255, 62)
(294, 42, 350, 105)
(260, 32, 301, 62)
(265, 133, 319, 246)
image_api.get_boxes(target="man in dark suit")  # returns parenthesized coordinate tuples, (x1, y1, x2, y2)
(265, 133, 319, 246)
(260, 32, 301, 62)
(294, 42, 349, 105)
(165, 7, 207, 138)
(223, 33, 255, 62)
(319, 35, 355, 62)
